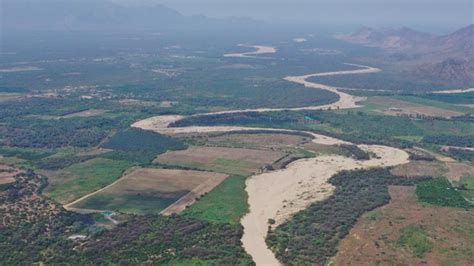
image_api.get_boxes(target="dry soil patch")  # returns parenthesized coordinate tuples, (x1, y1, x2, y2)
(332, 186, 474, 266)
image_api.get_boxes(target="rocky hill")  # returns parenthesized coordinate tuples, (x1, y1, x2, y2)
(337, 24, 474, 86)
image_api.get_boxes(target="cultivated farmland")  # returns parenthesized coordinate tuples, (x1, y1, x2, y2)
(72, 168, 228, 214)
(155, 146, 285, 175)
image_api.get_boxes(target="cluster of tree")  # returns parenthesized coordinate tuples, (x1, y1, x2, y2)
(266, 168, 431, 265)
(445, 148, 474, 162)
(0, 214, 252, 264)
(0, 168, 252, 264)
(422, 92, 474, 104)
(0, 86, 28, 93)
(171, 111, 301, 128)
(75, 215, 253, 265)
(35, 154, 97, 170)
(0, 147, 54, 161)
(423, 135, 474, 147)
(338, 144, 371, 160)
(1, 117, 118, 148)
(101, 128, 187, 164)
(171, 110, 417, 148)
(307, 72, 446, 93)
(449, 115, 474, 122)
(0, 98, 103, 121)
(0, 170, 93, 265)
(408, 152, 435, 161)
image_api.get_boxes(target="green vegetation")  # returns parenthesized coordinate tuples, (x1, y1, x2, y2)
(397, 224, 433, 258)
(420, 92, 474, 105)
(0, 146, 54, 161)
(76, 216, 253, 265)
(338, 144, 371, 160)
(182, 175, 248, 225)
(1, 170, 252, 265)
(390, 95, 473, 115)
(159, 157, 260, 176)
(444, 148, 474, 162)
(1, 116, 117, 148)
(459, 176, 474, 190)
(416, 177, 472, 208)
(307, 72, 448, 93)
(45, 158, 134, 203)
(102, 128, 187, 164)
(172, 109, 474, 150)
(74, 191, 186, 214)
(266, 168, 430, 265)
(423, 135, 474, 147)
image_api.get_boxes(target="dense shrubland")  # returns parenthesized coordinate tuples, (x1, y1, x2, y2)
(266, 168, 430, 265)
(422, 135, 474, 147)
(101, 128, 187, 164)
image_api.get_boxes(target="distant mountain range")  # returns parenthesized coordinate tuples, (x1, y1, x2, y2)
(337, 25, 474, 86)
(1, 0, 261, 32)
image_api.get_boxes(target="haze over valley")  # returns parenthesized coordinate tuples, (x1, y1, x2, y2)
(0, 0, 473, 265)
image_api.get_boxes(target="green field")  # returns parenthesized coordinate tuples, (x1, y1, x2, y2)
(182, 175, 248, 225)
(45, 158, 134, 203)
(73, 192, 185, 214)
(397, 224, 433, 258)
(416, 177, 473, 208)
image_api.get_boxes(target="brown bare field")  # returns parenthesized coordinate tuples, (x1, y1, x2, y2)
(332, 186, 474, 266)
(205, 133, 311, 149)
(156, 146, 285, 175)
(104, 168, 226, 193)
(370, 96, 462, 118)
(445, 162, 474, 182)
(391, 161, 447, 177)
(0, 165, 22, 185)
(62, 109, 108, 118)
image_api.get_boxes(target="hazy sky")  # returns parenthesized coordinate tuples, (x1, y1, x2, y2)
(138, 0, 473, 32)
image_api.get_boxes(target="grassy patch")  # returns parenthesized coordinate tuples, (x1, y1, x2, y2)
(416, 177, 472, 208)
(182, 175, 248, 225)
(366, 210, 383, 221)
(395, 96, 473, 114)
(459, 176, 474, 190)
(397, 224, 433, 258)
(45, 158, 134, 203)
(74, 192, 185, 214)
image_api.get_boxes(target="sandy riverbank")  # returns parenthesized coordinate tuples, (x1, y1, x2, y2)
(131, 63, 409, 265)
(224, 44, 277, 58)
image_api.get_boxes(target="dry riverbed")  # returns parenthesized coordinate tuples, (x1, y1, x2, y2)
(131, 63, 410, 265)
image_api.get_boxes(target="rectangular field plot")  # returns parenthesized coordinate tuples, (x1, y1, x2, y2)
(155, 146, 285, 176)
(72, 168, 228, 214)
(205, 133, 311, 150)
(0, 165, 21, 187)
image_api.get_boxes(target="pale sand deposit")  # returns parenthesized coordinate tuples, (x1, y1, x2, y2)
(132, 64, 381, 135)
(433, 88, 474, 94)
(224, 44, 277, 58)
(131, 63, 409, 265)
(241, 145, 408, 265)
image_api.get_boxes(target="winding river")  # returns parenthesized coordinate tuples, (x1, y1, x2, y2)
(131, 47, 410, 265)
